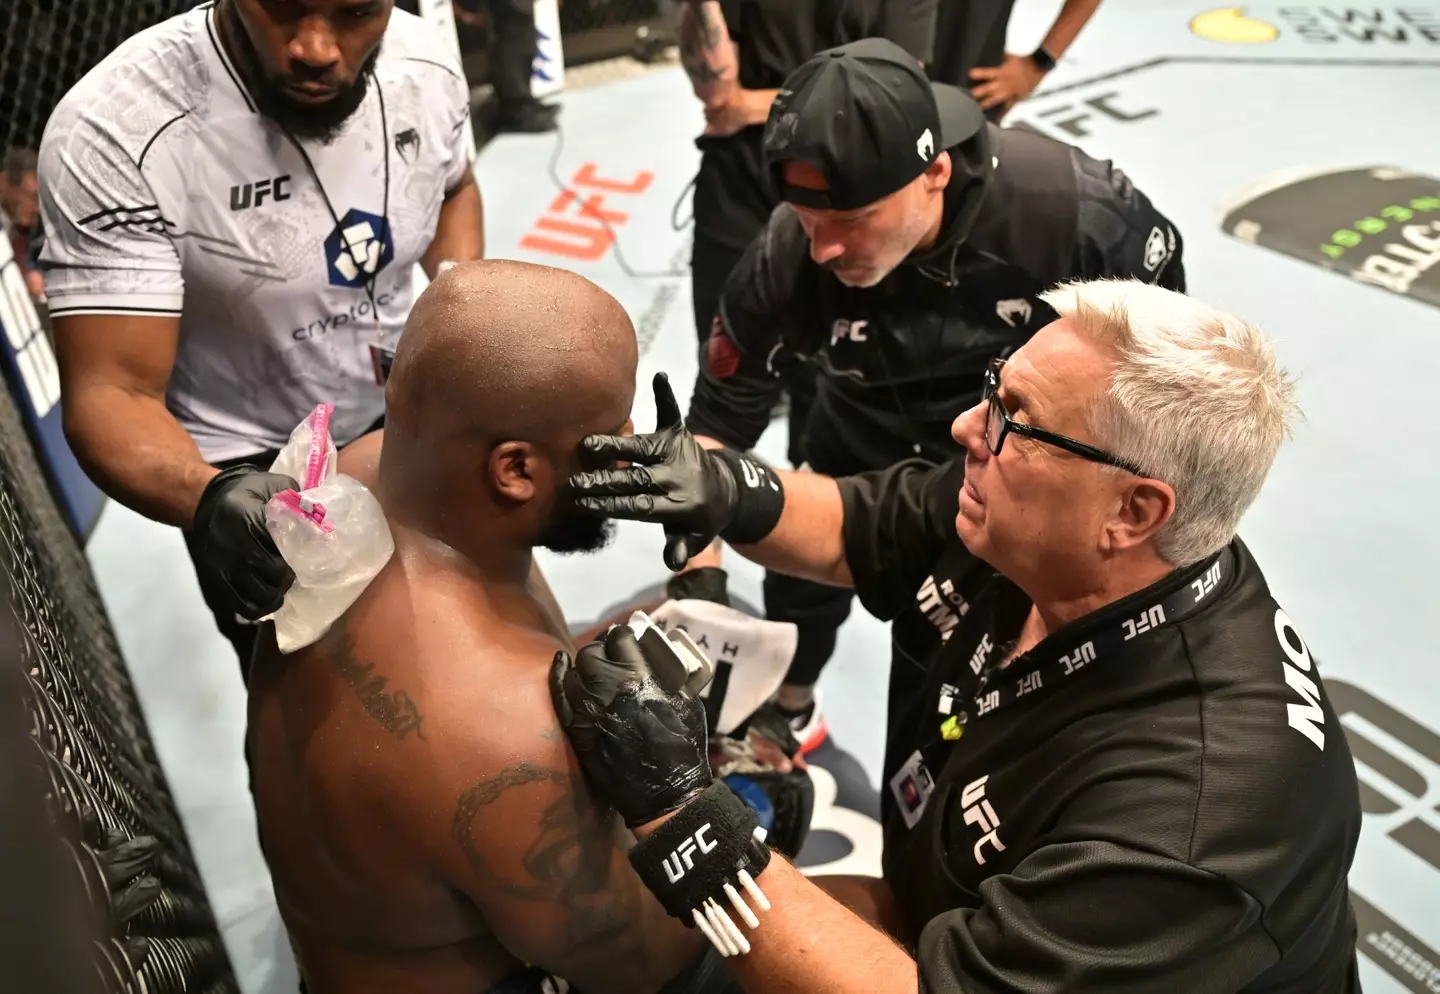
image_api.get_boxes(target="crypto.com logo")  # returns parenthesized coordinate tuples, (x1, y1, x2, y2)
(325, 208, 394, 289)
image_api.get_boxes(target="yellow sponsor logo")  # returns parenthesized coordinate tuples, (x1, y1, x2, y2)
(1190, 6, 1281, 43)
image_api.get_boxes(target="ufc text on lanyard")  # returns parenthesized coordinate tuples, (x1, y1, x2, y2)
(889, 545, 1233, 829)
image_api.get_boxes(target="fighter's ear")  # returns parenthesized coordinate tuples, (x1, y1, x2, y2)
(923, 150, 952, 192)
(489, 441, 542, 502)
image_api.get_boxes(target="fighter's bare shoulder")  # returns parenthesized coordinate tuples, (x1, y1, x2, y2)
(339, 559, 650, 981)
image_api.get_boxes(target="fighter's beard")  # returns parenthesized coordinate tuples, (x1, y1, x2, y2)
(538, 504, 616, 555)
(220, 0, 382, 145)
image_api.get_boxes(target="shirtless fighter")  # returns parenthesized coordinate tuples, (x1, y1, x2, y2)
(245, 261, 732, 994)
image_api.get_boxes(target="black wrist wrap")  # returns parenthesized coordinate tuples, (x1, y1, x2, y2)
(710, 449, 785, 546)
(629, 782, 773, 924)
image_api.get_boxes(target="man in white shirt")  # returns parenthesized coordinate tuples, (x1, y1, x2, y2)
(38, 0, 484, 676)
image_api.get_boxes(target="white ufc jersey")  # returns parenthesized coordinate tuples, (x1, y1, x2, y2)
(38, 2, 472, 461)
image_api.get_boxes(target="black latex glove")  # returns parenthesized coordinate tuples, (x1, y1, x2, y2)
(66, 827, 163, 927)
(570, 373, 740, 571)
(550, 623, 715, 828)
(191, 464, 300, 620)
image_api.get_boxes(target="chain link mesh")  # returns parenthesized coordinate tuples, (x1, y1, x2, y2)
(0, 0, 200, 155)
(0, 301, 237, 990)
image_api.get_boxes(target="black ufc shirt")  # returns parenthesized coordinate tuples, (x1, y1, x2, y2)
(835, 459, 1363, 993)
(688, 124, 1186, 466)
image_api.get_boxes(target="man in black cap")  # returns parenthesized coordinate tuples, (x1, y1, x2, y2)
(682, 0, 938, 521)
(683, 36, 1185, 749)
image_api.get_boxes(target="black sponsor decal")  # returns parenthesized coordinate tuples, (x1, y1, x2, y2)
(1221, 167, 1440, 309)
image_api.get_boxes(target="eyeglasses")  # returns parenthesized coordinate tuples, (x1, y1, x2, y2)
(982, 358, 1147, 477)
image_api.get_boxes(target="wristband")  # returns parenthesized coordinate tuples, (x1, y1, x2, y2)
(629, 781, 774, 956)
(710, 449, 785, 546)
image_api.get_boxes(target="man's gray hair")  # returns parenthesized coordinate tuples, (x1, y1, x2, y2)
(2, 147, 38, 185)
(1038, 278, 1301, 566)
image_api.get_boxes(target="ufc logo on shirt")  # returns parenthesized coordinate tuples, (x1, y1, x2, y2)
(1060, 640, 1096, 675)
(968, 633, 994, 675)
(229, 174, 292, 211)
(960, 775, 1006, 866)
(1122, 604, 1166, 640)
(830, 318, 869, 345)
(1191, 561, 1223, 602)
(663, 823, 718, 883)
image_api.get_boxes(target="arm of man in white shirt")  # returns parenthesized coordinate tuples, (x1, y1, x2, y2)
(420, 53, 485, 277)
(38, 110, 219, 529)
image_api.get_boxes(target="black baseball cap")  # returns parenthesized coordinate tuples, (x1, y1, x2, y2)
(762, 37, 987, 211)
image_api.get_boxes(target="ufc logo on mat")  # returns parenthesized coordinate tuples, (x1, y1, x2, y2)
(960, 775, 1006, 866)
(663, 823, 718, 883)
(1123, 604, 1166, 640)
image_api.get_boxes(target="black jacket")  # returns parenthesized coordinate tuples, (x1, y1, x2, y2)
(687, 124, 1186, 464)
(836, 459, 1362, 993)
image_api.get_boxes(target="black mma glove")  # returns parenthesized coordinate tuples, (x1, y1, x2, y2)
(550, 619, 773, 946)
(569, 373, 785, 571)
(191, 465, 300, 620)
(550, 623, 714, 828)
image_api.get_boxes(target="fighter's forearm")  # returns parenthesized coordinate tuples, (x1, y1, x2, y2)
(678, 1, 738, 108)
(422, 171, 484, 278)
(1041, 0, 1103, 57)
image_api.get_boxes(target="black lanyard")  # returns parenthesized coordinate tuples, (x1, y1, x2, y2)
(933, 545, 1234, 738)
(280, 75, 392, 332)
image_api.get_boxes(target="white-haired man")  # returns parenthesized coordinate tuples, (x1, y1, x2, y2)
(556, 278, 1362, 992)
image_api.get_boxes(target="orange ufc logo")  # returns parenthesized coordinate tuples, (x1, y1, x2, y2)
(520, 163, 655, 261)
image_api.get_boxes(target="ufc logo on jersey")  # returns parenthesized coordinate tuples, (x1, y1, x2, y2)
(230, 174, 292, 211)
(968, 633, 994, 675)
(1191, 561, 1223, 603)
(1015, 671, 1043, 697)
(1059, 640, 1096, 675)
(830, 318, 869, 345)
(1122, 604, 1166, 640)
(1275, 609, 1325, 751)
(960, 775, 1005, 866)
(662, 823, 718, 883)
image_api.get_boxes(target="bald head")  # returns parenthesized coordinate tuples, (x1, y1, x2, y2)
(386, 259, 638, 450)
(377, 261, 637, 556)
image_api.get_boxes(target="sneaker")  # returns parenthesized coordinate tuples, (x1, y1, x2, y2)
(776, 688, 828, 754)
(496, 99, 559, 134)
